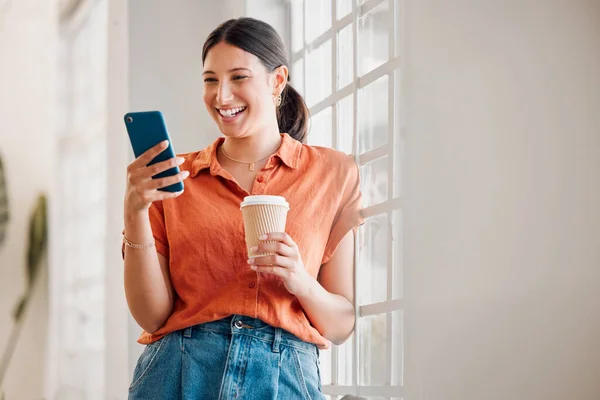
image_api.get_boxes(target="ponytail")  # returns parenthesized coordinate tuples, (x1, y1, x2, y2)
(277, 84, 309, 144)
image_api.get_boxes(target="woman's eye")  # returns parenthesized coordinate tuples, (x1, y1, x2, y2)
(233, 75, 247, 81)
(204, 78, 217, 83)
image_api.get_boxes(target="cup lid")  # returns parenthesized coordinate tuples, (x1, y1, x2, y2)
(240, 195, 289, 209)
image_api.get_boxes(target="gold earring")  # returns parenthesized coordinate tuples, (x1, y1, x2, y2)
(273, 94, 282, 107)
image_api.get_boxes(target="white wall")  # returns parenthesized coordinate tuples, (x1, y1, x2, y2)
(245, 0, 290, 55)
(403, 1, 600, 399)
(0, 0, 58, 398)
(105, 0, 132, 398)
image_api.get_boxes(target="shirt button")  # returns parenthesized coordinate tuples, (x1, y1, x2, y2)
(257, 176, 264, 183)
(249, 281, 256, 288)
(234, 320, 243, 329)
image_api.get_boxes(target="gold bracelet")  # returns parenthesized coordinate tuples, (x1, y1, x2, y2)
(122, 235, 155, 250)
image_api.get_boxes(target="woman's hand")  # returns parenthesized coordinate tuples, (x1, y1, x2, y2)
(248, 232, 314, 297)
(125, 140, 189, 213)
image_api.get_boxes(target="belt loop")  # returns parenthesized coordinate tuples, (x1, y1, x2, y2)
(183, 327, 193, 338)
(272, 328, 282, 353)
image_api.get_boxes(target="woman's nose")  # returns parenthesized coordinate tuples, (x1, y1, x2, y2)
(216, 82, 234, 104)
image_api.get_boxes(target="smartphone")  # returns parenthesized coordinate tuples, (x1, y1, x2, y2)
(124, 111, 184, 193)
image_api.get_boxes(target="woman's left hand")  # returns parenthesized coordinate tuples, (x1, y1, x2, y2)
(248, 232, 314, 297)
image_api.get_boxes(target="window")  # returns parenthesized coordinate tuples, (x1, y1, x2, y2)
(289, 0, 404, 398)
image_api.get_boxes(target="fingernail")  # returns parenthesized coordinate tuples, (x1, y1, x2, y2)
(250, 246, 258, 253)
(248, 258, 255, 264)
(250, 265, 257, 270)
(182, 170, 190, 178)
(176, 157, 185, 164)
(162, 140, 169, 147)
(258, 234, 268, 241)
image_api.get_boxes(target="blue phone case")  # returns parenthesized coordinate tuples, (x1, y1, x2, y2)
(124, 111, 184, 193)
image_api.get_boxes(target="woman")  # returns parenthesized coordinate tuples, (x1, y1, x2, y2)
(123, 17, 363, 399)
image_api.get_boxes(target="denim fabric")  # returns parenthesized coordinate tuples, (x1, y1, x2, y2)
(128, 315, 325, 400)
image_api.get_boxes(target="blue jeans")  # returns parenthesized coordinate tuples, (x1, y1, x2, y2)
(128, 315, 325, 399)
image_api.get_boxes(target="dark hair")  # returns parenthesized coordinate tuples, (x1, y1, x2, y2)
(202, 18, 309, 143)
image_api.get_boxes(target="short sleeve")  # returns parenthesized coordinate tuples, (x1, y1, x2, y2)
(322, 158, 364, 264)
(121, 200, 169, 259)
(148, 200, 169, 258)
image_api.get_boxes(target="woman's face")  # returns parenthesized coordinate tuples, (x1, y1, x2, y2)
(202, 41, 286, 139)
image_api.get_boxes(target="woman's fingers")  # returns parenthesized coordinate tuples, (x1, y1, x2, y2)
(250, 241, 295, 258)
(155, 188, 185, 200)
(250, 264, 287, 277)
(259, 232, 297, 249)
(143, 156, 186, 179)
(147, 170, 190, 190)
(248, 254, 293, 269)
(129, 140, 169, 169)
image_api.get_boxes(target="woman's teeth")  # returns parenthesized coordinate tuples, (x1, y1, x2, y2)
(219, 107, 246, 117)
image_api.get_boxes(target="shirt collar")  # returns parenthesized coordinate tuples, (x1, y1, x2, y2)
(190, 132, 302, 178)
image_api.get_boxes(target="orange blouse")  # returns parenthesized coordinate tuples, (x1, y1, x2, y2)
(136, 133, 363, 348)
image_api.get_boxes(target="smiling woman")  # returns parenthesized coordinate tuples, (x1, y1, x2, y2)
(122, 17, 364, 400)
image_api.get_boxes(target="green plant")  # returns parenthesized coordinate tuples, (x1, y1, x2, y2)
(12, 195, 47, 321)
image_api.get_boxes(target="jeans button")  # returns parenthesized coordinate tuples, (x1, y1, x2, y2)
(234, 320, 244, 329)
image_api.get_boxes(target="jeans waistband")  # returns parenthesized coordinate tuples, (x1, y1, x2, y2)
(183, 315, 318, 355)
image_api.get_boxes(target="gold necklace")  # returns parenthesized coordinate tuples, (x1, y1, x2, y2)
(220, 145, 277, 171)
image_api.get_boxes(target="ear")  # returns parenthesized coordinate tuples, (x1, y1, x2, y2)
(271, 65, 289, 96)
